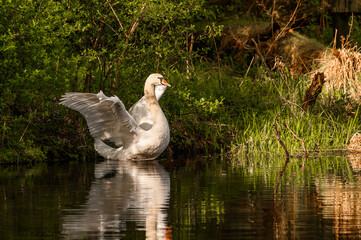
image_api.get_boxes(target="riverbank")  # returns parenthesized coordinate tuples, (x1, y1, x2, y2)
(166, 62, 360, 159)
(1, 0, 361, 163)
(1, 60, 359, 163)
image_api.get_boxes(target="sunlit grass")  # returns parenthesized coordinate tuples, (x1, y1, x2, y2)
(165, 61, 361, 160)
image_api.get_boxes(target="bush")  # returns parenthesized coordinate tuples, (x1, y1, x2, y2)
(0, 0, 213, 162)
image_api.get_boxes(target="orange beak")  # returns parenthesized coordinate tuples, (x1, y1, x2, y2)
(161, 79, 171, 87)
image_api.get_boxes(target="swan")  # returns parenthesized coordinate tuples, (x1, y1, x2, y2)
(60, 73, 171, 161)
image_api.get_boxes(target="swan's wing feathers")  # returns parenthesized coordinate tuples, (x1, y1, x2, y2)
(128, 97, 150, 123)
(110, 97, 138, 131)
(60, 91, 138, 145)
(97, 91, 138, 132)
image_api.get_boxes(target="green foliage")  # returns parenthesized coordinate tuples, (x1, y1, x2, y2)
(1, 0, 360, 163)
(0, 0, 211, 162)
(228, 68, 361, 159)
(349, 17, 361, 45)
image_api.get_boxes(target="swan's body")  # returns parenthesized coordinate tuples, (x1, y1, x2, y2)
(60, 73, 170, 161)
(129, 84, 167, 130)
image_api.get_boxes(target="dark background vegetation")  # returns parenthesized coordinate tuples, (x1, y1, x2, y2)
(1, 0, 360, 163)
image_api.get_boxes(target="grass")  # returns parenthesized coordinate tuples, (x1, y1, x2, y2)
(3, 55, 360, 164)
(164, 59, 361, 160)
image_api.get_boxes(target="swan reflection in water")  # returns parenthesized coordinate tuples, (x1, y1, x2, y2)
(62, 160, 170, 239)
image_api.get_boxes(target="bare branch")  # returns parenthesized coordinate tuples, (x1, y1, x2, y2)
(274, 155, 290, 197)
(273, 112, 291, 196)
(19, 108, 38, 143)
(266, 0, 301, 56)
(1, 106, 9, 147)
(111, 3, 147, 94)
(283, 122, 308, 170)
(107, 0, 125, 35)
(128, 3, 147, 37)
(273, 113, 289, 159)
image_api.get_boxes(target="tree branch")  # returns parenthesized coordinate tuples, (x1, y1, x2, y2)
(283, 122, 308, 170)
(273, 112, 290, 196)
(273, 113, 289, 159)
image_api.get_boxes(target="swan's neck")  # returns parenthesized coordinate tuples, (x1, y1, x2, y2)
(144, 83, 166, 127)
(145, 84, 158, 110)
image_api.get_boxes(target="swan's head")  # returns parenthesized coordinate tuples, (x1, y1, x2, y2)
(147, 73, 171, 88)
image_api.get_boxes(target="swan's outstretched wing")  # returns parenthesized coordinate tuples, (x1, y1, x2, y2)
(128, 97, 151, 129)
(60, 91, 138, 146)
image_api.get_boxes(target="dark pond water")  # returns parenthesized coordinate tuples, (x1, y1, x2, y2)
(1, 155, 361, 239)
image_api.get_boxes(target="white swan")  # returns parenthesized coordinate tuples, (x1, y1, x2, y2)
(60, 73, 171, 161)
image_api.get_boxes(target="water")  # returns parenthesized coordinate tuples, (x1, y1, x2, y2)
(1, 155, 361, 239)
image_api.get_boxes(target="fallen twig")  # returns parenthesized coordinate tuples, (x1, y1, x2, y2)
(283, 122, 308, 170)
(273, 112, 310, 197)
(273, 112, 290, 196)
(274, 155, 290, 197)
(273, 113, 289, 159)
(243, 56, 254, 80)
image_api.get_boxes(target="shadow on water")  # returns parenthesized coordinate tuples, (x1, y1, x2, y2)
(1, 154, 361, 239)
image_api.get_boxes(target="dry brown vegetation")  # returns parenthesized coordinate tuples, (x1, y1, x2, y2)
(222, 21, 361, 104)
(221, 14, 361, 152)
(221, 22, 327, 74)
(317, 41, 361, 103)
(348, 132, 361, 153)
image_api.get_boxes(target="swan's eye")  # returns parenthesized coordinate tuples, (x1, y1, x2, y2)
(157, 76, 164, 83)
